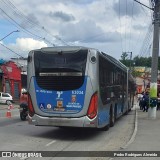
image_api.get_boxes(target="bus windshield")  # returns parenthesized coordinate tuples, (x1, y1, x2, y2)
(34, 49, 88, 91)
(34, 50, 87, 74)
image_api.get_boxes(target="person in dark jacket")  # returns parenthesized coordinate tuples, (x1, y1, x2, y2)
(157, 92, 160, 110)
(142, 92, 149, 112)
(138, 92, 144, 110)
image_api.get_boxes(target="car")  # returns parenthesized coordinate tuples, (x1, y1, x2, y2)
(0, 92, 13, 104)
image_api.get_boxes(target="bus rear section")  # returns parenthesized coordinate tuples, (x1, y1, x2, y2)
(27, 47, 99, 128)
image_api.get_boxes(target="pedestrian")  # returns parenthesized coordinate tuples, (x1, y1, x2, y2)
(20, 89, 28, 106)
(142, 91, 149, 112)
(138, 92, 144, 110)
(157, 92, 160, 110)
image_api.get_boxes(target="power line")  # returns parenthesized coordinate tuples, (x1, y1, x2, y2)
(134, 0, 154, 10)
(118, 0, 124, 53)
(124, 0, 127, 52)
(0, 43, 23, 58)
(0, 0, 69, 46)
(139, 23, 153, 57)
(132, 0, 152, 57)
(128, 0, 135, 52)
(0, 8, 55, 46)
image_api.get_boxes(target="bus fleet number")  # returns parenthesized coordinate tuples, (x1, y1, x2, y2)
(72, 91, 84, 94)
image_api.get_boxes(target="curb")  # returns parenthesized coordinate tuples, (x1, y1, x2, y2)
(108, 104, 138, 160)
(120, 104, 138, 149)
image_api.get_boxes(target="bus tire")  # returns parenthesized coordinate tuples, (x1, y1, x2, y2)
(100, 125, 109, 131)
(125, 109, 128, 115)
(110, 107, 115, 127)
(125, 102, 129, 115)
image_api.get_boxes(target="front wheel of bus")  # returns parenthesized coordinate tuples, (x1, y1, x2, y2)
(110, 107, 115, 127)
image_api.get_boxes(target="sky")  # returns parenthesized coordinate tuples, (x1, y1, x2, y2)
(0, 0, 152, 60)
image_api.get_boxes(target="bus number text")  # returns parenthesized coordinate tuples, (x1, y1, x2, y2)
(72, 91, 84, 95)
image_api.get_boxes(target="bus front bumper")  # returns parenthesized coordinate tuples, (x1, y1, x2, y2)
(28, 114, 97, 128)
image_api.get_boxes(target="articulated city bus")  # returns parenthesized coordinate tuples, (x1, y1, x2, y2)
(27, 46, 135, 130)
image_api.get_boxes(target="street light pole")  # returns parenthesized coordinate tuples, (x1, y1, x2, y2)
(0, 30, 19, 41)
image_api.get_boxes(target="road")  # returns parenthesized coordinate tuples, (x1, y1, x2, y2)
(0, 103, 136, 160)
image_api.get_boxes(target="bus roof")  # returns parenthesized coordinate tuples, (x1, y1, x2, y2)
(33, 46, 89, 53)
(30, 46, 129, 72)
(100, 52, 128, 72)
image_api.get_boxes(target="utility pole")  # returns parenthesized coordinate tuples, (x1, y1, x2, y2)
(148, 0, 160, 119)
(134, 0, 160, 119)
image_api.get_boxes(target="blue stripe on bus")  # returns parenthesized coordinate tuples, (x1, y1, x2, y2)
(34, 76, 87, 114)
(98, 107, 110, 126)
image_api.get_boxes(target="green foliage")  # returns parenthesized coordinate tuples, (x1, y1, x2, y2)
(119, 54, 160, 70)
(133, 56, 152, 68)
(121, 52, 128, 61)
(120, 52, 129, 66)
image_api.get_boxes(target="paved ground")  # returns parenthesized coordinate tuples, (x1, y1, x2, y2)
(112, 105, 160, 160)
(0, 103, 19, 118)
(1, 102, 160, 159)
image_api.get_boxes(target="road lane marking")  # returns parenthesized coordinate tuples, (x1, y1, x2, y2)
(45, 140, 56, 147)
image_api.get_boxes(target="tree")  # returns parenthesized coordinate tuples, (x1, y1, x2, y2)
(120, 52, 130, 67)
(121, 52, 128, 61)
(120, 53, 160, 70)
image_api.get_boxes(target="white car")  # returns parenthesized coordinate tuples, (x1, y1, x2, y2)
(0, 92, 13, 104)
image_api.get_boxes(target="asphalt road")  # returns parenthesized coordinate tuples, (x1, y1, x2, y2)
(0, 104, 136, 160)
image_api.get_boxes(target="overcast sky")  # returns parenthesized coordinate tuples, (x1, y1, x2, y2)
(0, 0, 152, 60)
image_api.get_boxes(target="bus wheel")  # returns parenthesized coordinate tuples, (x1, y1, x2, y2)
(100, 125, 109, 131)
(125, 109, 128, 115)
(125, 102, 129, 115)
(110, 107, 115, 127)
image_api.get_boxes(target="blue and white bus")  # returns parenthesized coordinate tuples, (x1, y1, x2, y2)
(27, 46, 135, 130)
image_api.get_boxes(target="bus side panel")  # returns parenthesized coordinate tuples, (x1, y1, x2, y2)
(97, 101, 110, 128)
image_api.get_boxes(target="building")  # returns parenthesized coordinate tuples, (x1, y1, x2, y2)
(134, 66, 160, 94)
(11, 57, 27, 90)
(0, 59, 6, 91)
(136, 76, 150, 93)
(0, 61, 21, 101)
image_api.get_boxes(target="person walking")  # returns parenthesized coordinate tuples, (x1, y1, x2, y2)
(157, 92, 160, 110)
(142, 91, 149, 112)
(138, 92, 144, 110)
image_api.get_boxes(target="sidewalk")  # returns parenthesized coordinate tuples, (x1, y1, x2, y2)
(113, 105, 160, 160)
